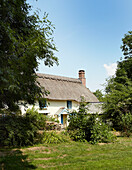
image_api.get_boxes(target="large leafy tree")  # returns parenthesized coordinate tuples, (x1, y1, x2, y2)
(0, 0, 58, 112)
(103, 31, 132, 130)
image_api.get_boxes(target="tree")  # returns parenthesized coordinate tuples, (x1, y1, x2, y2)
(0, 0, 58, 112)
(93, 89, 104, 102)
(103, 31, 132, 130)
(121, 31, 132, 59)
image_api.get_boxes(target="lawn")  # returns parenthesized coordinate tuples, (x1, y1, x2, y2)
(0, 137, 132, 170)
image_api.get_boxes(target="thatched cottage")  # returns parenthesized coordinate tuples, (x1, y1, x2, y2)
(20, 70, 101, 127)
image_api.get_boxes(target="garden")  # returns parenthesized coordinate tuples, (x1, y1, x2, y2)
(0, 104, 132, 169)
(0, 136, 132, 169)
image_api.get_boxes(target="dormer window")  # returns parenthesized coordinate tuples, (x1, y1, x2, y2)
(39, 98, 47, 110)
(67, 101, 72, 109)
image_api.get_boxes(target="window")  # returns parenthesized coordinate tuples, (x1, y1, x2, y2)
(67, 101, 72, 109)
(39, 98, 47, 110)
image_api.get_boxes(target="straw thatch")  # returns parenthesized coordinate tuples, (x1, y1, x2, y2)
(37, 73, 99, 102)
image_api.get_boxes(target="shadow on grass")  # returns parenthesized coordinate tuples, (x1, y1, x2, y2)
(0, 149, 36, 170)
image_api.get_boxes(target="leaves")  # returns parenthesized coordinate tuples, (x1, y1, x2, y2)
(42, 131, 70, 144)
(68, 101, 115, 144)
(0, 107, 46, 147)
(93, 89, 104, 102)
(0, 0, 58, 111)
(121, 31, 132, 59)
(103, 31, 132, 130)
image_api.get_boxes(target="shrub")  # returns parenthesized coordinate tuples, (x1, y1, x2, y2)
(67, 100, 116, 144)
(68, 129, 86, 142)
(89, 117, 116, 144)
(0, 107, 45, 147)
(119, 113, 132, 137)
(26, 107, 46, 130)
(45, 115, 59, 123)
(42, 131, 70, 144)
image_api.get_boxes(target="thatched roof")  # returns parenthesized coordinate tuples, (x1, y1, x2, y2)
(37, 73, 99, 102)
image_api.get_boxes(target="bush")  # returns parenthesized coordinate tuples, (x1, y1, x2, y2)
(119, 113, 132, 137)
(89, 117, 116, 144)
(26, 107, 46, 130)
(67, 100, 116, 144)
(0, 107, 45, 147)
(68, 129, 86, 142)
(42, 131, 70, 144)
(45, 115, 59, 123)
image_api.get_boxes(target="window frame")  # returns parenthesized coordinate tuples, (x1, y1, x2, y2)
(67, 100, 72, 109)
(39, 98, 47, 110)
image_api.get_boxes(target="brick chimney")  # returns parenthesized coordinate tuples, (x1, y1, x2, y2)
(78, 70, 86, 87)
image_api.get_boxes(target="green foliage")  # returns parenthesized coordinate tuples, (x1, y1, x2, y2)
(121, 31, 132, 59)
(0, 108, 45, 147)
(42, 131, 70, 144)
(26, 107, 46, 130)
(0, 0, 58, 112)
(68, 101, 115, 144)
(119, 113, 132, 137)
(39, 98, 47, 110)
(89, 118, 116, 144)
(45, 115, 59, 123)
(93, 89, 104, 102)
(68, 129, 87, 142)
(103, 31, 132, 131)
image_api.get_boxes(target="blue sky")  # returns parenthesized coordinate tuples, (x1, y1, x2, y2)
(28, 0, 132, 92)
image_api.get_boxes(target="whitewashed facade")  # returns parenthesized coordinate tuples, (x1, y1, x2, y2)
(20, 100, 79, 127)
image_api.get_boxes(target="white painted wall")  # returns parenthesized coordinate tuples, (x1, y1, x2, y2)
(20, 100, 79, 114)
(47, 100, 79, 126)
(87, 102, 103, 114)
(19, 100, 79, 124)
(47, 100, 79, 115)
(19, 100, 102, 125)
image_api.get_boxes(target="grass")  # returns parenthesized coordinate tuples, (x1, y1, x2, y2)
(0, 137, 132, 169)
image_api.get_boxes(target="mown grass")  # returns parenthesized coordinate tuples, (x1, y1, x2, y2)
(0, 137, 132, 169)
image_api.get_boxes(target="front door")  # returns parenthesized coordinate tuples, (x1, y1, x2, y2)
(61, 114, 67, 127)
(61, 114, 63, 124)
(63, 114, 67, 127)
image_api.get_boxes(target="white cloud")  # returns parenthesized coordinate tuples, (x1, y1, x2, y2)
(104, 63, 117, 76)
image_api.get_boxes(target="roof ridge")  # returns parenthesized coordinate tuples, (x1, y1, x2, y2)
(37, 73, 81, 83)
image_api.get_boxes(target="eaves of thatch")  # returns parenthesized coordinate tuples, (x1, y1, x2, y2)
(37, 73, 99, 103)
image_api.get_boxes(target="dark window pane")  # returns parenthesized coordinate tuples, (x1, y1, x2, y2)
(67, 101, 72, 109)
(39, 99, 47, 109)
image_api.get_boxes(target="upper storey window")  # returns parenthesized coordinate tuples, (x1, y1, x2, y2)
(39, 98, 47, 110)
(67, 101, 72, 109)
